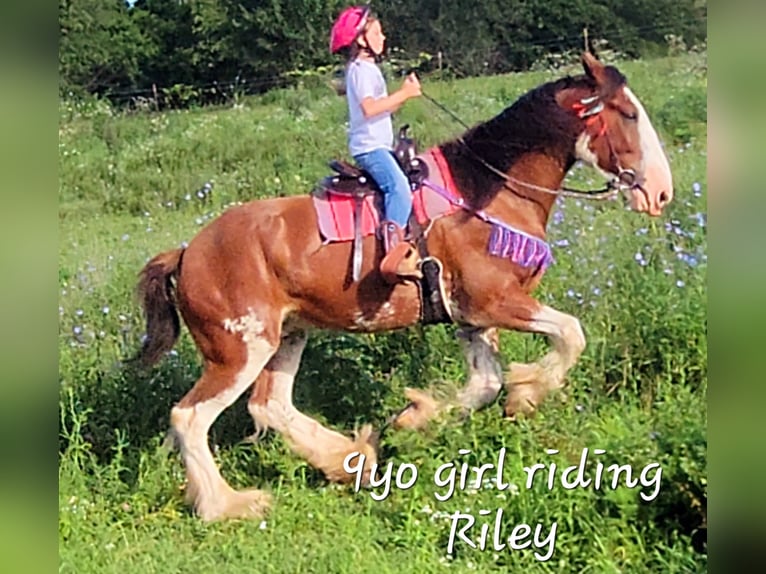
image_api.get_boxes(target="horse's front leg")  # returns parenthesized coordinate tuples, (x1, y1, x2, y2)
(488, 293, 587, 418)
(393, 292, 585, 428)
(393, 326, 503, 429)
(455, 326, 504, 410)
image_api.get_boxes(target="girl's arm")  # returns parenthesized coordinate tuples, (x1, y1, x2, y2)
(360, 73, 421, 118)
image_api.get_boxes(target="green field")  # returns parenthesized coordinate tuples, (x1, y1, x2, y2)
(59, 52, 707, 573)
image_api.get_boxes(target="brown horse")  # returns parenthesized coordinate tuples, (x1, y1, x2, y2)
(136, 53, 673, 521)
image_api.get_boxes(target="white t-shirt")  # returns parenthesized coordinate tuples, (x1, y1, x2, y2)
(345, 59, 394, 156)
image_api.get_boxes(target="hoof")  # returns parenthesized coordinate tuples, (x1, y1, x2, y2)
(196, 488, 272, 522)
(321, 424, 379, 486)
(393, 388, 440, 430)
(504, 361, 552, 419)
(503, 382, 545, 420)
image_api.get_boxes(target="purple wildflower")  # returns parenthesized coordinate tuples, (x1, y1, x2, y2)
(691, 212, 706, 228)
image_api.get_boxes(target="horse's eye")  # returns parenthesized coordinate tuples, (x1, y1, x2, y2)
(622, 111, 638, 121)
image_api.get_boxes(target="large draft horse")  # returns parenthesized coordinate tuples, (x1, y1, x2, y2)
(137, 53, 673, 521)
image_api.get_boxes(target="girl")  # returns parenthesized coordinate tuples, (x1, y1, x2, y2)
(330, 5, 422, 283)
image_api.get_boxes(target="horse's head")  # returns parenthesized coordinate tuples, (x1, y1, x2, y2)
(561, 52, 674, 216)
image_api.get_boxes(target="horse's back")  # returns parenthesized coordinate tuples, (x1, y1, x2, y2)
(189, 193, 320, 251)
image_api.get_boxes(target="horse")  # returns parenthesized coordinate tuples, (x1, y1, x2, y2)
(135, 52, 673, 521)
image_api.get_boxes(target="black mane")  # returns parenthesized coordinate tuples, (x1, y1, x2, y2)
(439, 74, 598, 209)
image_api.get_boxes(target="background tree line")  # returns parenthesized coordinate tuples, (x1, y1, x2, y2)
(59, 0, 707, 108)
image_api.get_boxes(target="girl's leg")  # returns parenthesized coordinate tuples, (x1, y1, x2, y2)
(354, 148, 412, 228)
(353, 148, 419, 283)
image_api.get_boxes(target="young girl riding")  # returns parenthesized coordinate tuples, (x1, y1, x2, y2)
(330, 5, 422, 284)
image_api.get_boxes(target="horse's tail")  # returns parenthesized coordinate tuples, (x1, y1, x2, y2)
(136, 248, 184, 367)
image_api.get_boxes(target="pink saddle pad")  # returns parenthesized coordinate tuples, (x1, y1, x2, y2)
(311, 148, 462, 243)
(312, 191, 381, 243)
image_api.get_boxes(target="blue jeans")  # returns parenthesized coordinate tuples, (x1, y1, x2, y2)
(353, 148, 412, 229)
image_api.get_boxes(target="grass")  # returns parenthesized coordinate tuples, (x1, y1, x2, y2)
(58, 52, 707, 573)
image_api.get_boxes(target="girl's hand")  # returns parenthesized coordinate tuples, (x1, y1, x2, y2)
(402, 73, 422, 99)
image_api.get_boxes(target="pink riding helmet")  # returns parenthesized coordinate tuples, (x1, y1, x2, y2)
(330, 5, 371, 54)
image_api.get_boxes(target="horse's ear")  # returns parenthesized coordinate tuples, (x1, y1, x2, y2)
(581, 51, 623, 98)
(581, 51, 606, 85)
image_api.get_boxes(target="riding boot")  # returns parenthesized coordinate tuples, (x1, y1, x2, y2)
(379, 221, 422, 285)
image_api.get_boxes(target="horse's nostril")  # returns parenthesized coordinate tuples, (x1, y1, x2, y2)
(658, 191, 670, 206)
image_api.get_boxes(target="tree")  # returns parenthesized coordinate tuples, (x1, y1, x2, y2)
(59, 0, 150, 95)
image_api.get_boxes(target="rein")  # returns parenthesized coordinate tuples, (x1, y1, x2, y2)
(421, 90, 629, 201)
(455, 135, 619, 201)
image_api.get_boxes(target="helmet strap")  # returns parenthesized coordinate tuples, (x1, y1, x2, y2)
(356, 32, 383, 63)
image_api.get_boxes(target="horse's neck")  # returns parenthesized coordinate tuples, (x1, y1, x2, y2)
(435, 123, 574, 230)
(453, 83, 579, 233)
(469, 150, 568, 239)
(506, 152, 567, 212)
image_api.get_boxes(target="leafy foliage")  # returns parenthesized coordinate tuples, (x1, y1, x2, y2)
(58, 0, 707, 106)
(59, 0, 151, 95)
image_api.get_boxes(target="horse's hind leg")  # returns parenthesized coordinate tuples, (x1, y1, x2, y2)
(248, 329, 377, 484)
(170, 310, 278, 522)
(394, 327, 503, 430)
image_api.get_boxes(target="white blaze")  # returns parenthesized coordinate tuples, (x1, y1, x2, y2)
(624, 87, 674, 211)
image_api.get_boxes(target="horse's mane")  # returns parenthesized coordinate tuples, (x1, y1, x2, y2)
(439, 73, 601, 209)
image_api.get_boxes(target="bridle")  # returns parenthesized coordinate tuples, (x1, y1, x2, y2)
(570, 95, 644, 192)
(422, 90, 644, 202)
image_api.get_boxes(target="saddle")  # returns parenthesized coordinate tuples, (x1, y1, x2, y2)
(315, 125, 430, 282)
(320, 124, 430, 197)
